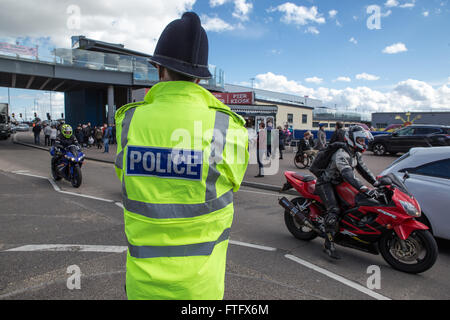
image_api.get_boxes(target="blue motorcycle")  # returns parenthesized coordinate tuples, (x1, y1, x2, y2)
(50, 144, 85, 188)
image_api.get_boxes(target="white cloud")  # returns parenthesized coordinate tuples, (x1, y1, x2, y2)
(252, 72, 450, 112)
(334, 77, 352, 83)
(349, 37, 358, 45)
(0, 0, 196, 55)
(305, 26, 320, 35)
(356, 73, 380, 81)
(385, 0, 416, 8)
(385, 0, 399, 7)
(422, 11, 430, 17)
(271, 3, 325, 26)
(210, 0, 228, 6)
(394, 79, 436, 101)
(201, 15, 234, 32)
(383, 42, 408, 54)
(232, 0, 253, 21)
(305, 76, 323, 84)
(209, 0, 253, 21)
(399, 2, 415, 8)
(328, 10, 338, 18)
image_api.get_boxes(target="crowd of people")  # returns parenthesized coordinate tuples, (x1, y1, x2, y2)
(74, 123, 116, 153)
(31, 121, 116, 154)
(254, 121, 347, 178)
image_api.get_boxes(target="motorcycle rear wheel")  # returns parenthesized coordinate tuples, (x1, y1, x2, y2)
(284, 197, 318, 241)
(379, 229, 438, 274)
(71, 165, 82, 188)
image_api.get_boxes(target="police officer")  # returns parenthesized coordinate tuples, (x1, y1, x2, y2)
(114, 12, 249, 300)
(315, 125, 377, 259)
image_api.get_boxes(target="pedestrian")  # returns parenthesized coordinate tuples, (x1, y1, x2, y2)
(32, 122, 42, 145)
(50, 125, 57, 146)
(103, 123, 112, 153)
(95, 126, 103, 149)
(277, 126, 285, 160)
(114, 12, 249, 300)
(329, 121, 346, 144)
(111, 124, 116, 145)
(43, 124, 52, 146)
(82, 123, 91, 147)
(266, 120, 273, 157)
(255, 122, 266, 178)
(298, 131, 318, 158)
(316, 124, 327, 150)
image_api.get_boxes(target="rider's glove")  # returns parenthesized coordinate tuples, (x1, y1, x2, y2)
(360, 186, 378, 198)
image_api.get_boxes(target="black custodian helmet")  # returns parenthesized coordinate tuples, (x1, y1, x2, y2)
(149, 12, 211, 79)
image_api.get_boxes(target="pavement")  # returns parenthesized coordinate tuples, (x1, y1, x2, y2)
(12, 131, 398, 192)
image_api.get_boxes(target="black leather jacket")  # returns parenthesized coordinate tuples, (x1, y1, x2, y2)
(54, 133, 80, 150)
(320, 147, 377, 190)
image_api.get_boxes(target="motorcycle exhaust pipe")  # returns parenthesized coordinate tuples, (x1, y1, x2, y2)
(279, 197, 322, 234)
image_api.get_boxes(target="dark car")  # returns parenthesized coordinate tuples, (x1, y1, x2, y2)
(369, 124, 450, 156)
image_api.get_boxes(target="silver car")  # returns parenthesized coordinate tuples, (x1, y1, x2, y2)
(380, 147, 450, 240)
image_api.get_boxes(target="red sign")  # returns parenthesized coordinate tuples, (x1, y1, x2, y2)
(212, 92, 254, 105)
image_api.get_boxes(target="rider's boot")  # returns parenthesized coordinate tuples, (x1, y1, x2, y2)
(323, 212, 341, 260)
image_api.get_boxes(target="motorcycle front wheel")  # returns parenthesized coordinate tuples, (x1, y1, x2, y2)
(51, 161, 62, 181)
(71, 164, 82, 188)
(379, 229, 438, 274)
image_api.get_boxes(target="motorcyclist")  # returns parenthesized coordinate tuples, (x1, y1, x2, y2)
(52, 124, 81, 169)
(314, 125, 377, 260)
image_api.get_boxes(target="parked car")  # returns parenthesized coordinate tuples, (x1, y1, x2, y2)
(380, 147, 450, 240)
(369, 124, 450, 156)
(14, 124, 30, 132)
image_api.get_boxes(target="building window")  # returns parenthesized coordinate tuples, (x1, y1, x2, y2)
(313, 122, 320, 128)
(376, 123, 388, 129)
(287, 113, 293, 124)
(302, 114, 308, 124)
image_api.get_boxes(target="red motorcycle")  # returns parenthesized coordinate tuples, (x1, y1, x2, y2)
(279, 171, 438, 274)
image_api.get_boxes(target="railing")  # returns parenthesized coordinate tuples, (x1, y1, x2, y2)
(313, 110, 371, 122)
(0, 47, 224, 89)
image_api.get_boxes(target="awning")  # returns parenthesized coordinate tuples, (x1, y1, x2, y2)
(228, 104, 278, 115)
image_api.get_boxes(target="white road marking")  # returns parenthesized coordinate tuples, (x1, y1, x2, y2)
(12, 171, 115, 203)
(239, 188, 280, 197)
(284, 254, 391, 300)
(9, 170, 391, 300)
(6, 244, 127, 253)
(229, 240, 277, 252)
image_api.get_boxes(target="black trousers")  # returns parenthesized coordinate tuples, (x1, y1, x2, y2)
(315, 180, 340, 216)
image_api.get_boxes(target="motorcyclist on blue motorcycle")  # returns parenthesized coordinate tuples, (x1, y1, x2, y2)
(52, 124, 81, 168)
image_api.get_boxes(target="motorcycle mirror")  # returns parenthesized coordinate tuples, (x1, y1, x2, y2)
(403, 171, 410, 182)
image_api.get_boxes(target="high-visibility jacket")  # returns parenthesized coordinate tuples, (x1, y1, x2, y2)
(114, 81, 249, 300)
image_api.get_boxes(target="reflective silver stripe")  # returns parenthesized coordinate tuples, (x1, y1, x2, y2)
(128, 228, 230, 259)
(205, 111, 230, 201)
(122, 177, 233, 219)
(115, 108, 136, 170)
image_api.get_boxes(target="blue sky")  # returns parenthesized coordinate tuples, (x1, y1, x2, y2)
(0, 0, 449, 120)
